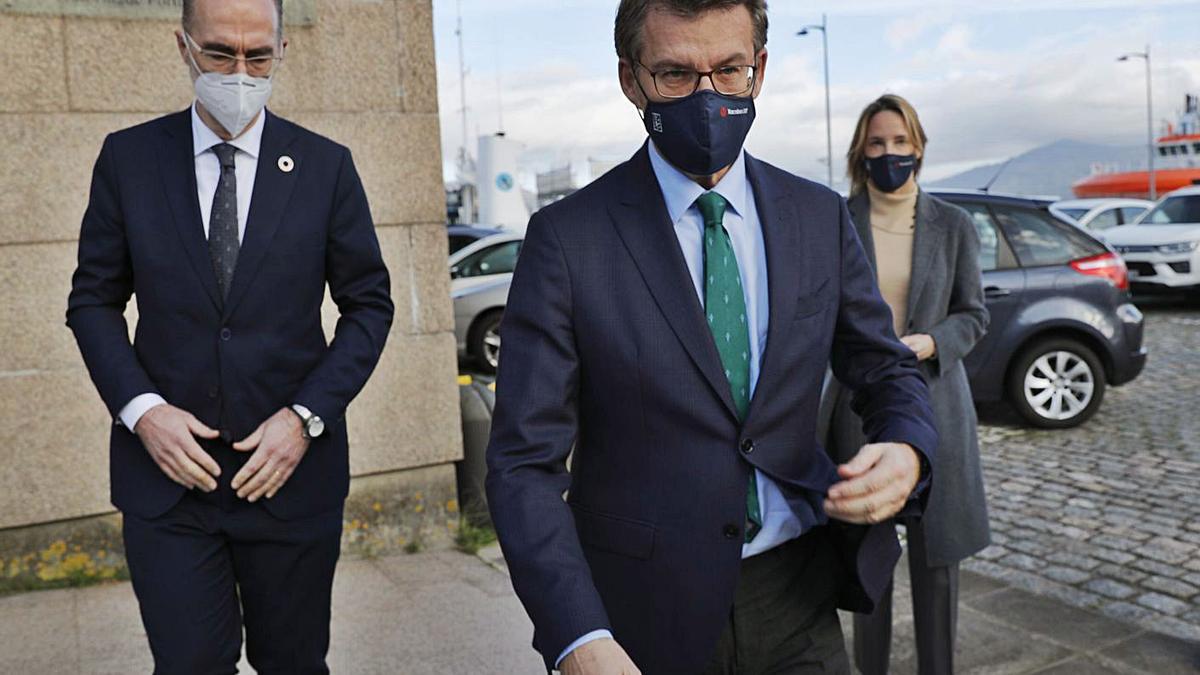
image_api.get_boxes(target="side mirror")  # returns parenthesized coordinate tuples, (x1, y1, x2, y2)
(450, 266, 461, 279)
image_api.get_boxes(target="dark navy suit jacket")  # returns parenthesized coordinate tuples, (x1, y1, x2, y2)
(67, 109, 394, 521)
(486, 144, 938, 673)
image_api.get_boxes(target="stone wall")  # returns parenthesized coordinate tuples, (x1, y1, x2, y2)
(0, 0, 460, 556)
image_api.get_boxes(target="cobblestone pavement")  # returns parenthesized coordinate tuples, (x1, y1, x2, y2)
(968, 296, 1200, 645)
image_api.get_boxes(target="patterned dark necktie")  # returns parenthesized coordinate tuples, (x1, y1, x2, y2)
(208, 143, 240, 301)
(695, 192, 762, 543)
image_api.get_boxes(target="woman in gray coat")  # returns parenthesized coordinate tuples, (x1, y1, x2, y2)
(820, 94, 990, 675)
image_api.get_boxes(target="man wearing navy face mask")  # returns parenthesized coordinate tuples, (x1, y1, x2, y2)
(486, 1, 937, 674)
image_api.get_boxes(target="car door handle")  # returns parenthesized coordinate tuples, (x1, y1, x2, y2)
(984, 286, 1012, 299)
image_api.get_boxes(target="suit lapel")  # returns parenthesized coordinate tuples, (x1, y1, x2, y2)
(607, 145, 740, 422)
(906, 191, 944, 325)
(745, 156, 822, 418)
(222, 111, 300, 319)
(159, 110, 222, 312)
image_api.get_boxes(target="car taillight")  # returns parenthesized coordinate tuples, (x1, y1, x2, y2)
(1070, 252, 1128, 291)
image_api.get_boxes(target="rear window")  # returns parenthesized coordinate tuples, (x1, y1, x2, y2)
(1058, 208, 1089, 221)
(991, 205, 1105, 267)
(1141, 195, 1200, 225)
(1119, 207, 1148, 224)
(449, 235, 477, 255)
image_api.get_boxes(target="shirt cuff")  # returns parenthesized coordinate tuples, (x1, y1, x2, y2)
(555, 629, 613, 669)
(118, 393, 167, 431)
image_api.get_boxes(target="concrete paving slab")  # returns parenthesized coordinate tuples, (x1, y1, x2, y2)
(965, 587, 1140, 651)
(75, 581, 153, 675)
(1, 545, 1196, 674)
(892, 606, 1074, 674)
(1028, 653, 1142, 675)
(1099, 631, 1200, 675)
(0, 587, 78, 672)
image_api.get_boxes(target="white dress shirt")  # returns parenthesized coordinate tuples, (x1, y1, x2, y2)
(116, 104, 266, 431)
(557, 142, 808, 666)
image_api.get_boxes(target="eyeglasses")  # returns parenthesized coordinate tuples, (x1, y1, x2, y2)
(636, 62, 758, 99)
(184, 32, 282, 78)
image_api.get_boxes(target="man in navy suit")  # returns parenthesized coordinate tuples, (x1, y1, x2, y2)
(486, 1, 937, 673)
(66, 0, 393, 671)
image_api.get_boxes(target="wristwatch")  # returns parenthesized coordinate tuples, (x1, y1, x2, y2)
(291, 404, 325, 440)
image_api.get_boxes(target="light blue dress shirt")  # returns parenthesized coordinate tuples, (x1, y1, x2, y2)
(557, 143, 809, 667)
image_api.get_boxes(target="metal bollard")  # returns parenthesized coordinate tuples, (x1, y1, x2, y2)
(455, 378, 496, 527)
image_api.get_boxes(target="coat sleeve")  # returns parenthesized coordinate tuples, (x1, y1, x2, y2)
(484, 210, 612, 668)
(293, 147, 395, 424)
(66, 134, 160, 418)
(829, 196, 938, 494)
(927, 209, 990, 377)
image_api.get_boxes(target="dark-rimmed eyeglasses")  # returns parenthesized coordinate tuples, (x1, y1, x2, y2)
(636, 62, 758, 98)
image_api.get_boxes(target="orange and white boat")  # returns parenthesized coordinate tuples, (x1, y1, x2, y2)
(1073, 95, 1200, 199)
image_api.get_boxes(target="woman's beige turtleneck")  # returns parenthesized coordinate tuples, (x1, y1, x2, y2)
(867, 181, 919, 336)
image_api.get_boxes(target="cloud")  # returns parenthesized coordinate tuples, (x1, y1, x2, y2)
(884, 15, 945, 50)
(436, 2, 1200, 189)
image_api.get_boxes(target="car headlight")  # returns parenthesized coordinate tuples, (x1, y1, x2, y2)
(1158, 241, 1200, 254)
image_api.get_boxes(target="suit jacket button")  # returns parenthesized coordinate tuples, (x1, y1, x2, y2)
(208, 386, 219, 399)
(219, 429, 232, 443)
(740, 438, 754, 454)
(723, 524, 741, 539)
(220, 328, 232, 341)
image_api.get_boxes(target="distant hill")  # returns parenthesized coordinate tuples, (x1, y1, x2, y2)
(929, 139, 1145, 199)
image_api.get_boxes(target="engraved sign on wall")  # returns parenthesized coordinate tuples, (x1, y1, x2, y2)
(0, 0, 317, 25)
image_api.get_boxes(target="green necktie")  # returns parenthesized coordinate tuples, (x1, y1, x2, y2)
(695, 192, 761, 543)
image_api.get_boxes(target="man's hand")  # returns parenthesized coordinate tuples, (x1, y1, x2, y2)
(231, 408, 310, 502)
(560, 638, 641, 675)
(134, 404, 221, 492)
(825, 442, 920, 525)
(900, 333, 936, 361)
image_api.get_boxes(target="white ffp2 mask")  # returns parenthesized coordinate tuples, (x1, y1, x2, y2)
(184, 34, 275, 137)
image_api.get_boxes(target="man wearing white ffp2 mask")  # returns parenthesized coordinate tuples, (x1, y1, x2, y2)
(68, 0, 395, 672)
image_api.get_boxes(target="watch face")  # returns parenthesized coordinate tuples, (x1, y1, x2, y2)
(308, 416, 326, 438)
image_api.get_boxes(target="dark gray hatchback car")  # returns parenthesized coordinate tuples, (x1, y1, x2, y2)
(931, 190, 1148, 428)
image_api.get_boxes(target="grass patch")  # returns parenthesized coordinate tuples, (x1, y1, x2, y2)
(455, 520, 497, 555)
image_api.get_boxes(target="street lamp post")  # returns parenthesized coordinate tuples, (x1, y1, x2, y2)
(798, 15, 833, 189)
(1119, 46, 1156, 200)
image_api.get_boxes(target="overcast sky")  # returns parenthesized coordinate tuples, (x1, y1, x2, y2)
(432, 0, 1200, 188)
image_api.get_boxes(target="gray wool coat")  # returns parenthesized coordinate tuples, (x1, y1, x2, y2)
(817, 190, 991, 568)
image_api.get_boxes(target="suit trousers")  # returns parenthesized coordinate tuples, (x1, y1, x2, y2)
(701, 527, 851, 675)
(122, 458, 343, 675)
(853, 520, 959, 675)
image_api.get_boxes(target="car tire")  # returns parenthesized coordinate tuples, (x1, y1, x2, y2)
(468, 309, 503, 375)
(1007, 338, 1106, 429)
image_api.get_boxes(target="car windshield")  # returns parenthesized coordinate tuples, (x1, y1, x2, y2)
(1141, 195, 1200, 225)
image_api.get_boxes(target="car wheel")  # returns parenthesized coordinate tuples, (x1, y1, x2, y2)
(468, 310, 503, 374)
(1007, 338, 1106, 429)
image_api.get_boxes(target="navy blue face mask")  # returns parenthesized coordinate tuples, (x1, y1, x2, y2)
(643, 90, 756, 176)
(865, 154, 917, 193)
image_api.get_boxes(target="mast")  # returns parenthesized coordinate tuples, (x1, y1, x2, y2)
(455, 0, 470, 174)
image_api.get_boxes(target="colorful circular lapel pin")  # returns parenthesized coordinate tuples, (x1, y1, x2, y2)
(278, 155, 295, 173)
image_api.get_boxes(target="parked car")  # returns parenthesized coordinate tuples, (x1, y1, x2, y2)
(1050, 198, 1154, 236)
(449, 231, 522, 372)
(931, 190, 1148, 428)
(445, 195, 1149, 427)
(1101, 186, 1200, 294)
(447, 224, 503, 256)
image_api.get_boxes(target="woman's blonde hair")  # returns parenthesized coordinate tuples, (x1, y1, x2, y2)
(846, 94, 928, 196)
